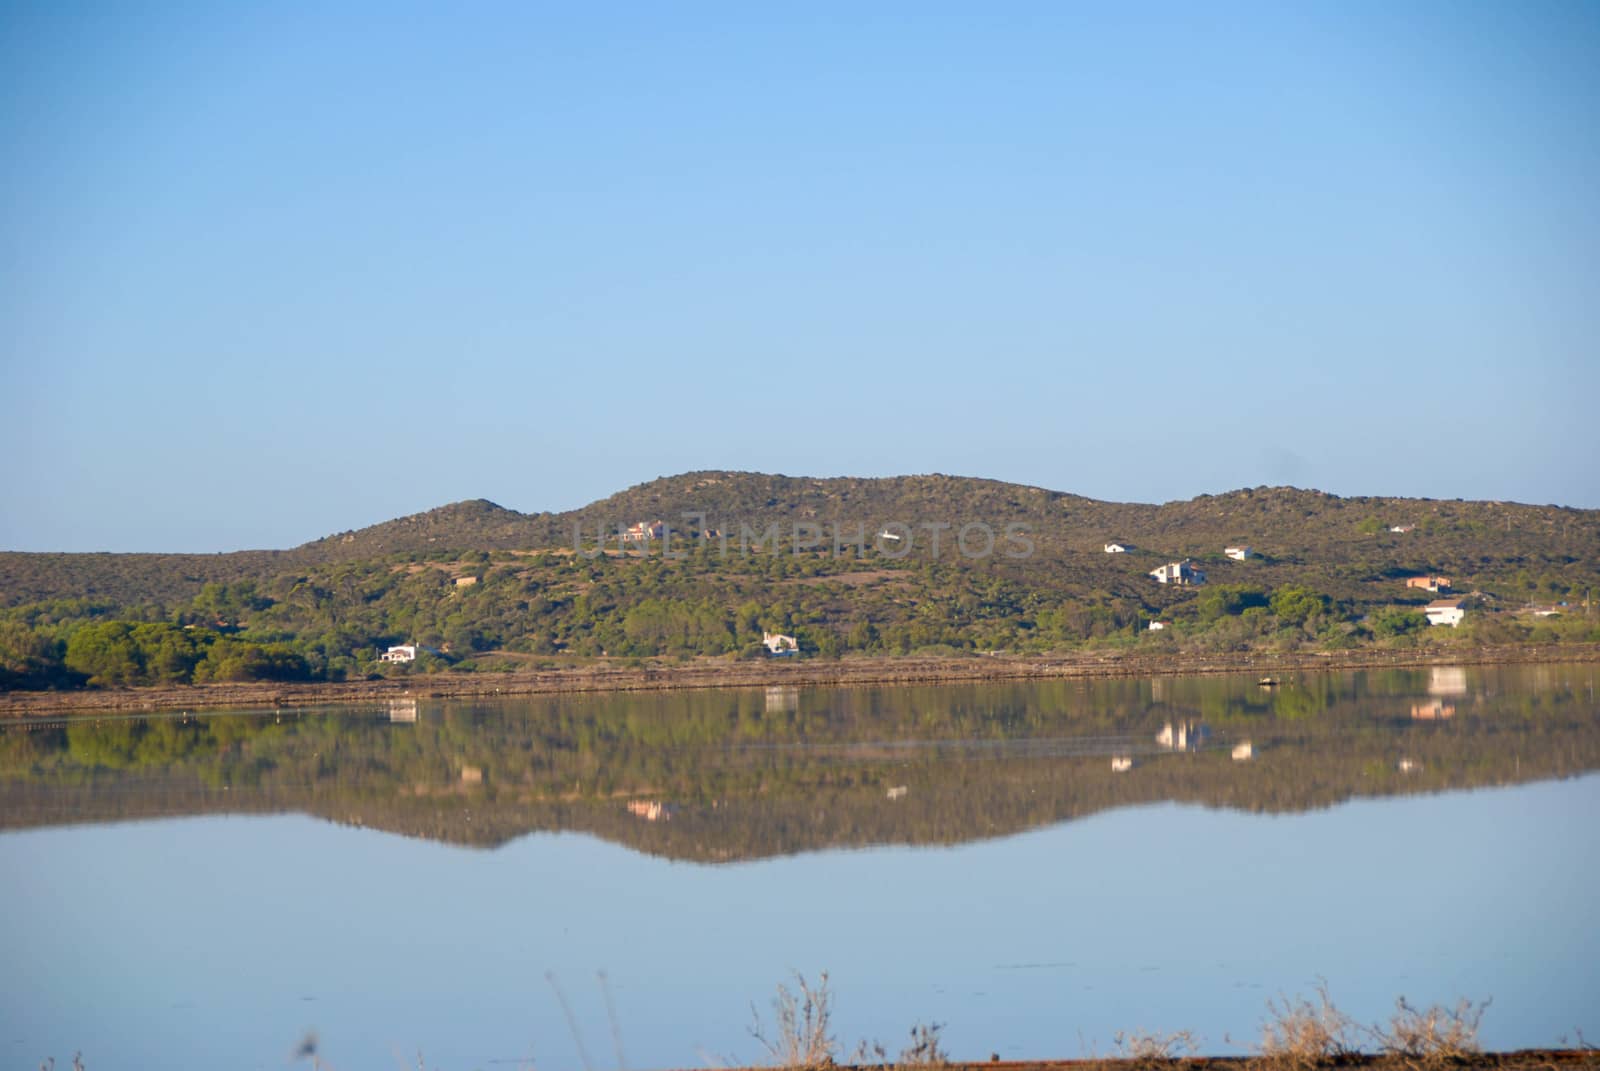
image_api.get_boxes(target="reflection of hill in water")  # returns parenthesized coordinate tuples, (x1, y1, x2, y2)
(4, 666, 1597, 863)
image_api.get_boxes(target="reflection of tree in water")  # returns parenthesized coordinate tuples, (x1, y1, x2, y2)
(2, 665, 1597, 862)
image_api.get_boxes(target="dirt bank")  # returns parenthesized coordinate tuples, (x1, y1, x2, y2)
(4, 643, 1598, 719)
(789, 1055, 1600, 1071)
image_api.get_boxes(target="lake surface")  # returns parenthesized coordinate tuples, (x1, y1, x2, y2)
(3, 664, 1598, 1070)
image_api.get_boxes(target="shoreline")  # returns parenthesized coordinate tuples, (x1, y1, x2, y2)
(3, 643, 1598, 718)
(701, 1057, 1600, 1071)
(672, 1057, 1600, 1071)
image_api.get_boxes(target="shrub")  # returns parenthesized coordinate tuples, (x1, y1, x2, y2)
(750, 972, 836, 1070)
(1255, 983, 1360, 1069)
(1368, 996, 1489, 1068)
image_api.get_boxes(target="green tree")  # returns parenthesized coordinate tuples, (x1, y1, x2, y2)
(64, 622, 144, 686)
(0, 622, 67, 688)
(1270, 586, 1330, 627)
(1370, 607, 1427, 638)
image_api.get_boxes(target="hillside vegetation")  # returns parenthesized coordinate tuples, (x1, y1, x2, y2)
(2, 472, 1598, 690)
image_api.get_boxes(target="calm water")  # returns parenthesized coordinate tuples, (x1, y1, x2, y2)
(3, 664, 1598, 1069)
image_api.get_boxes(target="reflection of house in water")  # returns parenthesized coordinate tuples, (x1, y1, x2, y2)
(1111, 756, 1134, 772)
(886, 785, 908, 800)
(388, 699, 418, 723)
(1398, 759, 1422, 774)
(765, 686, 799, 714)
(1428, 667, 1468, 697)
(1155, 720, 1209, 752)
(1411, 700, 1456, 720)
(1232, 741, 1254, 761)
(627, 800, 675, 822)
(460, 765, 483, 784)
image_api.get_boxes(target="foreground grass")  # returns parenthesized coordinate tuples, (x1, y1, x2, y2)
(38, 976, 1600, 1071)
(743, 975, 1559, 1071)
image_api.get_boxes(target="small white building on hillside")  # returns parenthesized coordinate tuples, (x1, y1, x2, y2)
(623, 520, 666, 542)
(1103, 542, 1132, 553)
(380, 644, 417, 663)
(1149, 560, 1206, 585)
(762, 631, 799, 655)
(1225, 545, 1252, 561)
(1424, 599, 1467, 627)
(1148, 620, 1169, 631)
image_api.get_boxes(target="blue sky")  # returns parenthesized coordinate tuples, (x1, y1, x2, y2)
(3, 1, 1597, 552)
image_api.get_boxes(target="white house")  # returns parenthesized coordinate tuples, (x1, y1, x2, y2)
(1232, 741, 1254, 761)
(1224, 545, 1252, 561)
(1103, 542, 1132, 554)
(1111, 756, 1134, 773)
(1149, 560, 1206, 585)
(1424, 599, 1467, 627)
(1147, 620, 1169, 631)
(623, 520, 666, 542)
(762, 631, 799, 655)
(1390, 524, 1416, 534)
(379, 644, 417, 663)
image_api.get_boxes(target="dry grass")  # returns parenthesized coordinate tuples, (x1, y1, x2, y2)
(750, 972, 839, 1070)
(82, 975, 1527, 1071)
(742, 980, 1495, 1071)
(1366, 996, 1490, 1070)
(1253, 982, 1362, 1070)
(850, 1022, 950, 1070)
(1112, 1028, 1201, 1068)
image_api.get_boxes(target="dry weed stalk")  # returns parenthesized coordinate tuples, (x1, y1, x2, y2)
(898, 1022, 949, 1068)
(750, 971, 838, 1070)
(849, 1021, 948, 1070)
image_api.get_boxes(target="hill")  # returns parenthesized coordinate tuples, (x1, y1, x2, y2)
(2, 472, 1598, 691)
(295, 498, 553, 561)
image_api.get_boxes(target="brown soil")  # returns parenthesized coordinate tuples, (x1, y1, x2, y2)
(3, 643, 1598, 719)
